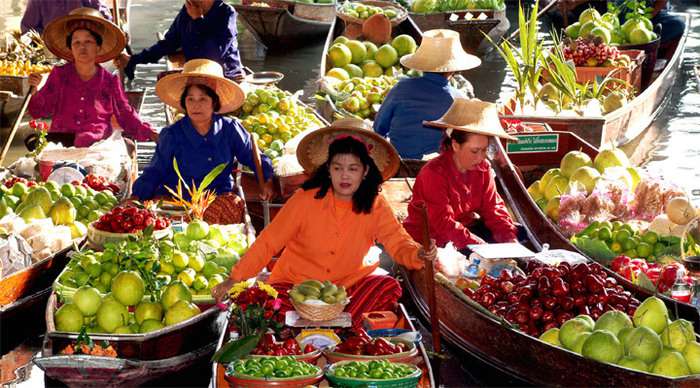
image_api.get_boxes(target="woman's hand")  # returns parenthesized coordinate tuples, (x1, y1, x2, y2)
(212, 278, 236, 303)
(113, 53, 130, 69)
(185, 0, 204, 19)
(27, 73, 44, 93)
(149, 130, 160, 143)
(259, 179, 275, 201)
(418, 238, 437, 262)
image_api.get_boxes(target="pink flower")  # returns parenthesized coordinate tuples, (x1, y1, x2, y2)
(272, 298, 282, 311)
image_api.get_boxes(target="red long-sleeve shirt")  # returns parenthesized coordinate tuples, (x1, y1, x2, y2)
(403, 150, 517, 250)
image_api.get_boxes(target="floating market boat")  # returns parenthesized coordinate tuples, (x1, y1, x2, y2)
(400, 265, 700, 386)
(34, 293, 226, 387)
(487, 130, 700, 328)
(499, 12, 690, 148)
(210, 302, 435, 387)
(233, 0, 336, 50)
(409, 8, 507, 54)
(315, 15, 424, 123)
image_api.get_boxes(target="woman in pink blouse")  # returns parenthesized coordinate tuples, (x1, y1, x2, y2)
(27, 8, 157, 148)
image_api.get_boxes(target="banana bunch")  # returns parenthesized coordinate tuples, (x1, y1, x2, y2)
(290, 280, 348, 305)
(0, 59, 52, 76)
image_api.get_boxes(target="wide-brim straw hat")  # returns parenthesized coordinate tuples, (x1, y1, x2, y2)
(296, 118, 400, 181)
(156, 59, 245, 114)
(400, 29, 481, 73)
(424, 98, 517, 141)
(43, 7, 126, 63)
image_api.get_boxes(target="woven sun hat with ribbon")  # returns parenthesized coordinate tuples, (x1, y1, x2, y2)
(296, 118, 400, 181)
(42, 7, 126, 63)
(155, 59, 245, 114)
(423, 97, 518, 141)
(400, 29, 481, 73)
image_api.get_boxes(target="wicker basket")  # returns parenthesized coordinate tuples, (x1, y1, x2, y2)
(336, 0, 408, 27)
(291, 299, 349, 322)
(86, 222, 173, 250)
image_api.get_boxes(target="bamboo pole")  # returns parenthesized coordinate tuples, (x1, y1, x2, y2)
(0, 87, 34, 166)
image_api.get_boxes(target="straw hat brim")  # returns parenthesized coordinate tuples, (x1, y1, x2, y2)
(423, 119, 518, 141)
(155, 72, 245, 114)
(296, 125, 400, 181)
(400, 50, 481, 73)
(43, 14, 126, 63)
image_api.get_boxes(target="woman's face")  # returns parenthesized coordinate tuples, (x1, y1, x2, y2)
(70, 29, 99, 64)
(185, 85, 215, 124)
(329, 153, 368, 201)
(452, 133, 490, 171)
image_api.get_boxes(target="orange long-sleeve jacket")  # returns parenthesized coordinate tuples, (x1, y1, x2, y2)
(230, 188, 425, 288)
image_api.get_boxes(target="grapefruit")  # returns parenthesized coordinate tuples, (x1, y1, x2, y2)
(161, 281, 192, 310)
(55, 303, 84, 332)
(363, 41, 378, 59)
(346, 40, 367, 64)
(391, 34, 417, 57)
(111, 271, 145, 306)
(96, 299, 129, 333)
(73, 286, 102, 316)
(374, 44, 398, 68)
(140, 319, 165, 333)
(164, 300, 201, 326)
(361, 60, 384, 77)
(135, 301, 164, 325)
(185, 219, 209, 240)
(326, 67, 350, 81)
(328, 43, 352, 68)
(343, 64, 364, 78)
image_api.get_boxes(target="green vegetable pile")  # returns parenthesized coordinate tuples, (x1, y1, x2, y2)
(411, 0, 505, 14)
(330, 360, 418, 380)
(226, 356, 321, 379)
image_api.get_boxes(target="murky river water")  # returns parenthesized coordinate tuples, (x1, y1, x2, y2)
(1, 0, 699, 386)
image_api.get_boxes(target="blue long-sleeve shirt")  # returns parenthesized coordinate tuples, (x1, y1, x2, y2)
(127, 0, 242, 79)
(21, 0, 112, 34)
(373, 73, 463, 160)
(132, 114, 273, 200)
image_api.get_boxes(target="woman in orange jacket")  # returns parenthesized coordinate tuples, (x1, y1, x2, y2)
(212, 119, 436, 322)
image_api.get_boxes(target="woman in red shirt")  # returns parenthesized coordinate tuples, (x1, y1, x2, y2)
(403, 98, 519, 253)
(27, 8, 156, 148)
(213, 119, 436, 323)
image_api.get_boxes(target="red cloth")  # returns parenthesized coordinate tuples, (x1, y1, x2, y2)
(403, 150, 517, 250)
(28, 63, 153, 147)
(275, 275, 402, 325)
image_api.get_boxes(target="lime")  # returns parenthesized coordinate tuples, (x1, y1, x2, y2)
(642, 231, 659, 245)
(622, 238, 637, 251)
(623, 249, 637, 258)
(615, 229, 631, 244)
(636, 242, 653, 258)
(600, 221, 613, 231)
(653, 243, 666, 257)
(597, 227, 612, 242)
(611, 242, 623, 253)
(611, 221, 624, 231)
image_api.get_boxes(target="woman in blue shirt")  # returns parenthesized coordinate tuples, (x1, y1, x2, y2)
(133, 59, 274, 200)
(373, 29, 481, 160)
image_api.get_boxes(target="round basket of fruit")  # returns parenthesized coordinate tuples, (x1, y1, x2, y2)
(289, 280, 349, 322)
(87, 206, 172, 249)
(336, 0, 407, 27)
(325, 360, 422, 388)
(224, 356, 324, 388)
(324, 328, 419, 364)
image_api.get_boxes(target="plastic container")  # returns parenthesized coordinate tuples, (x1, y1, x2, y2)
(323, 338, 419, 365)
(224, 369, 324, 388)
(324, 361, 422, 388)
(361, 311, 398, 331)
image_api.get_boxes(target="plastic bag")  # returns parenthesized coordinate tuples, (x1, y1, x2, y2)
(0, 234, 33, 280)
(436, 242, 466, 278)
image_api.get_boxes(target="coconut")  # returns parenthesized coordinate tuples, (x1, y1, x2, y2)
(666, 197, 695, 225)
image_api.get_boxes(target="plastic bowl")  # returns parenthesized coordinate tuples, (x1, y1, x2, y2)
(224, 367, 324, 388)
(324, 360, 422, 388)
(323, 338, 419, 364)
(87, 222, 172, 250)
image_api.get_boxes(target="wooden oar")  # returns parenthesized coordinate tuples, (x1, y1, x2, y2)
(0, 87, 35, 166)
(504, 0, 560, 42)
(112, 0, 130, 85)
(249, 135, 270, 226)
(414, 200, 441, 354)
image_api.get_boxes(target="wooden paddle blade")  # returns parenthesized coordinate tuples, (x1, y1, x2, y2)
(362, 14, 392, 45)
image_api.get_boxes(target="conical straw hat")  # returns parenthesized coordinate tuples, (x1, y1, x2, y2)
(423, 98, 517, 141)
(43, 7, 126, 63)
(400, 29, 481, 72)
(156, 59, 245, 114)
(296, 118, 400, 181)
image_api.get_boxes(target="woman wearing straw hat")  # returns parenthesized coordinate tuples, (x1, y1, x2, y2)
(212, 119, 437, 323)
(26, 8, 157, 148)
(373, 29, 480, 160)
(132, 59, 274, 200)
(403, 98, 520, 253)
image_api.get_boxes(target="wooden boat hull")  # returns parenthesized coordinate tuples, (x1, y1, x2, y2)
(489, 131, 700, 328)
(210, 303, 435, 387)
(499, 12, 690, 148)
(234, 0, 334, 49)
(409, 8, 507, 54)
(401, 266, 700, 386)
(0, 287, 51, 354)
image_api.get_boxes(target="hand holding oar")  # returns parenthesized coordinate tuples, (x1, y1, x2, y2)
(0, 86, 35, 166)
(413, 200, 441, 353)
(249, 134, 273, 226)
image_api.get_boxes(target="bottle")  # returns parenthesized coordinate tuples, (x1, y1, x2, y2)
(464, 256, 482, 280)
(691, 279, 700, 307)
(671, 268, 692, 303)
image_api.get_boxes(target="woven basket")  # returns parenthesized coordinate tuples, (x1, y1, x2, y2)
(336, 0, 408, 27)
(291, 299, 349, 321)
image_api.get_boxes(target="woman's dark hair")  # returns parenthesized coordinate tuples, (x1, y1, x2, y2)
(180, 84, 221, 114)
(66, 28, 102, 49)
(440, 130, 472, 152)
(301, 136, 383, 214)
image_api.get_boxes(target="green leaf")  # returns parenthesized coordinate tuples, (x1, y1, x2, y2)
(636, 271, 658, 293)
(172, 158, 190, 193)
(571, 236, 616, 264)
(199, 163, 227, 192)
(211, 334, 261, 363)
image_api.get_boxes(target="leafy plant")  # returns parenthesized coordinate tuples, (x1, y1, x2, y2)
(610, 0, 653, 21)
(486, 0, 544, 112)
(163, 159, 227, 220)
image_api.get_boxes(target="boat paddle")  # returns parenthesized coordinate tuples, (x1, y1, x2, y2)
(413, 200, 441, 355)
(249, 134, 271, 226)
(503, 0, 560, 43)
(0, 86, 35, 166)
